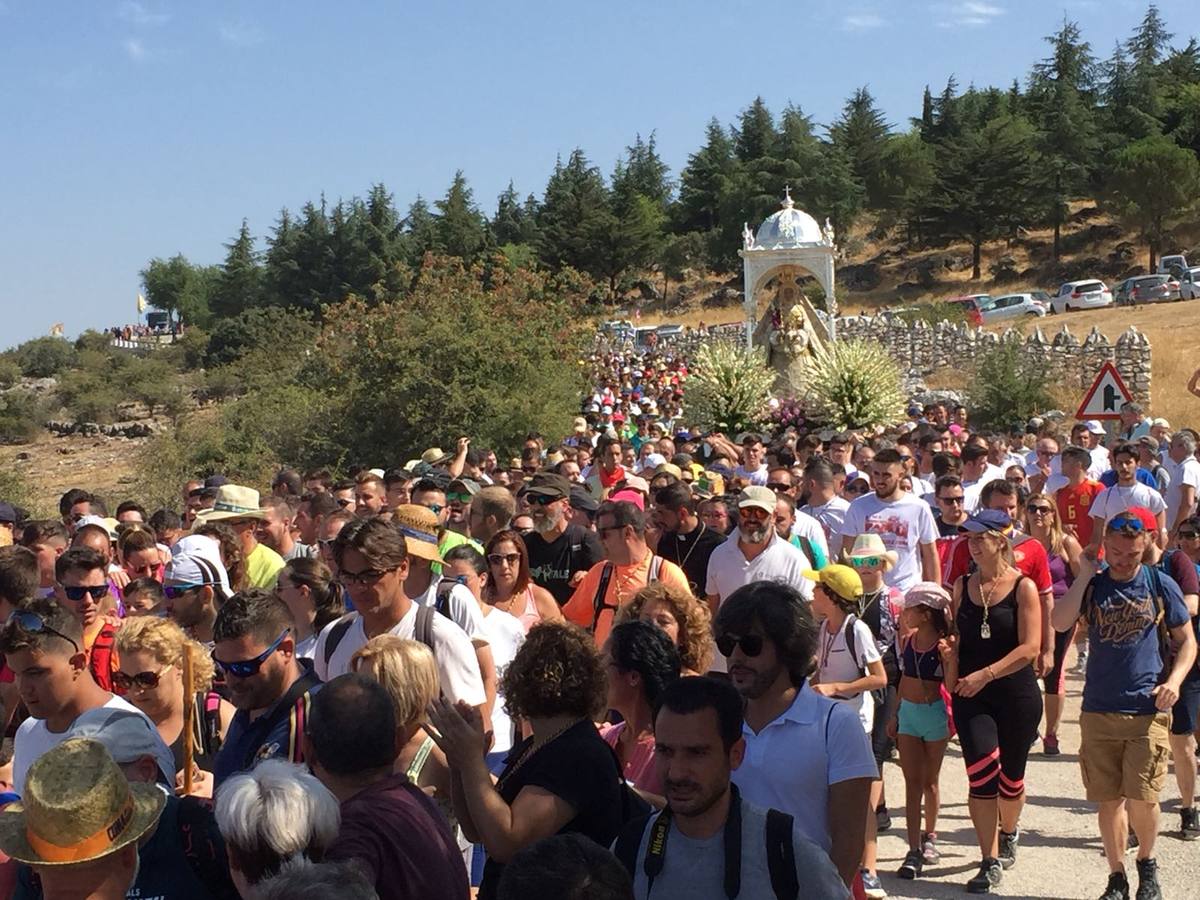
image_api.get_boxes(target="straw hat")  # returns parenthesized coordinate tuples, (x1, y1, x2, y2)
(0, 738, 165, 866)
(194, 484, 266, 524)
(388, 505, 444, 563)
(844, 533, 898, 570)
(420, 448, 450, 465)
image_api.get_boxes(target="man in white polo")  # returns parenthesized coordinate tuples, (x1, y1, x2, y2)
(705, 486, 813, 674)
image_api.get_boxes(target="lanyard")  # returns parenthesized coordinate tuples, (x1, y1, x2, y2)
(645, 784, 742, 898)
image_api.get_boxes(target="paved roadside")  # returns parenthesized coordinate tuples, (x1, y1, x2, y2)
(876, 668, 1198, 899)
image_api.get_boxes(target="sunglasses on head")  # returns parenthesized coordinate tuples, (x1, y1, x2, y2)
(5, 610, 80, 653)
(212, 629, 290, 678)
(62, 584, 110, 603)
(716, 633, 764, 658)
(113, 667, 168, 694)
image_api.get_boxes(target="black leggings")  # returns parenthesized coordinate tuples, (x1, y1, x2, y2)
(871, 683, 899, 767)
(953, 674, 1042, 800)
(1041, 627, 1075, 695)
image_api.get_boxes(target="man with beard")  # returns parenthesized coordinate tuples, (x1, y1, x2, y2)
(524, 473, 604, 605)
(652, 482, 724, 598)
(53, 548, 120, 691)
(212, 589, 321, 788)
(293, 491, 338, 550)
(259, 495, 314, 561)
(353, 472, 387, 518)
(704, 487, 814, 674)
(586, 436, 627, 501)
(613, 676, 849, 899)
(714, 581, 876, 891)
(163, 536, 231, 647)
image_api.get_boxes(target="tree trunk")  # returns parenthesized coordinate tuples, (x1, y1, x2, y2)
(1052, 219, 1061, 262)
(972, 239, 982, 281)
(1148, 240, 1157, 274)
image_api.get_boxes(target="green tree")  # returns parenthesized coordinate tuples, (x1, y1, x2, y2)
(402, 197, 438, 267)
(829, 87, 892, 209)
(620, 133, 673, 208)
(140, 255, 216, 328)
(204, 307, 317, 367)
(536, 149, 612, 277)
(210, 220, 262, 319)
(916, 86, 936, 140)
(359, 183, 407, 302)
(1103, 135, 1200, 270)
(676, 118, 736, 236)
(435, 171, 489, 261)
(15, 337, 77, 378)
(734, 97, 777, 163)
(262, 209, 301, 309)
(875, 131, 936, 236)
(492, 182, 540, 247)
(925, 115, 1042, 279)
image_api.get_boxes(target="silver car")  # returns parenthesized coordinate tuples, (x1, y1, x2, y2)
(980, 293, 1048, 322)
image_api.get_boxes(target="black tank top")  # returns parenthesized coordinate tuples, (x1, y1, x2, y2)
(956, 573, 1027, 677)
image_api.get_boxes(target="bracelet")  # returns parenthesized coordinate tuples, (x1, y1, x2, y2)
(985, 665, 996, 681)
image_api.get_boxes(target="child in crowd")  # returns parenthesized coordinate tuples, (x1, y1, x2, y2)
(122, 576, 166, 617)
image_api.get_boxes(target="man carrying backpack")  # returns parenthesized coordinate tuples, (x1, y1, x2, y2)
(613, 676, 849, 900)
(1052, 509, 1197, 900)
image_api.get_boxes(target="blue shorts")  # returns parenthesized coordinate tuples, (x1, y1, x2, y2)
(898, 698, 950, 742)
(1171, 675, 1200, 736)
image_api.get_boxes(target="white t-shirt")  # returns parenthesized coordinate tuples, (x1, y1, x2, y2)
(963, 465, 1007, 512)
(1087, 482, 1166, 524)
(13, 695, 148, 794)
(789, 510, 830, 561)
(800, 496, 850, 545)
(410, 579, 489, 645)
(816, 615, 882, 732)
(734, 463, 768, 486)
(480, 608, 526, 755)
(1089, 445, 1111, 481)
(313, 605, 487, 707)
(1163, 456, 1200, 527)
(839, 492, 938, 592)
(705, 532, 814, 673)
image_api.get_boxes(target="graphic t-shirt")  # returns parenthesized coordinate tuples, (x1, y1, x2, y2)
(839, 492, 939, 592)
(1056, 479, 1105, 546)
(1081, 566, 1189, 715)
(525, 524, 604, 605)
(1087, 483, 1166, 525)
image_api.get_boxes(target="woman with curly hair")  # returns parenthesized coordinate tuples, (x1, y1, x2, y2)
(428, 622, 626, 900)
(114, 615, 234, 796)
(615, 581, 713, 675)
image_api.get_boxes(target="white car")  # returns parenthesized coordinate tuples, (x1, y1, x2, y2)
(1051, 279, 1113, 314)
(1179, 267, 1200, 300)
(980, 293, 1048, 322)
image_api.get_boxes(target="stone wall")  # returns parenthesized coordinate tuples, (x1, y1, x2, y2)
(834, 314, 1152, 405)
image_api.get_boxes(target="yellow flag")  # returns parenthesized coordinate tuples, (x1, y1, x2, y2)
(137, 292, 146, 313)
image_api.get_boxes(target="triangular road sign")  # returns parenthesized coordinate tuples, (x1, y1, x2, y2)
(1076, 361, 1134, 419)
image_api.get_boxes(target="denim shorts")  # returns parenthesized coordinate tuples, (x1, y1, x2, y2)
(898, 697, 950, 742)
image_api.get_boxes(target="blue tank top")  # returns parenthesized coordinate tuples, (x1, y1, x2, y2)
(900, 638, 944, 682)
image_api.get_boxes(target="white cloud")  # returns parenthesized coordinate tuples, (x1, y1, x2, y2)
(843, 13, 885, 30)
(117, 1, 168, 27)
(219, 21, 265, 47)
(932, 0, 1004, 28)
(123, 37, 146, 61)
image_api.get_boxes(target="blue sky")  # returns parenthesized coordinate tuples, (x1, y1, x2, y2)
(0, 0, 1193, 346)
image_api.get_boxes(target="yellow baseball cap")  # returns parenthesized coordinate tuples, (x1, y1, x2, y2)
(801, 564, 863, 602)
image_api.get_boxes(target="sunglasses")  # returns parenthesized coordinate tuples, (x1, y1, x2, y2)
(447, 492, 472, 504)
(716, 633, 764, 658)
(526, 494, 560, 506)
(336, 498, 354, 508)
(5, 610, 80, 653)
(1179, 530, 1200, 540)
(212, 629, 289, 678)
(739, 507, 770, 520)
(113, 667, 168, 694)
(850, 555, 883, 568)
(424, 503, 445, 515)
(163, 583, 204, 600)
(62, 584, 110, 603)
(1027, 505, 1054, 515)
(765, 482, 792, 493)
(487, 552, 521, 566)
(938, 495, 965, 505)
(340, 567, 395, 587)
(1108, 514, 1147, 534)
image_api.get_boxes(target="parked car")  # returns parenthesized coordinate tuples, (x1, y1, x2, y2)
(1050, 280, 1113, 313)
(1179, 267, 1200, 301)
(1115, 274, 1181, 306)
(945, 294, 994, 326)
(979, 293, 1047, 322)
(655, 324, 684, 341)
(1158, 254, 1189, 277)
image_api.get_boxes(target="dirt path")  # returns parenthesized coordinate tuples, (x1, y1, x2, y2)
(876, 664, 1197, 899)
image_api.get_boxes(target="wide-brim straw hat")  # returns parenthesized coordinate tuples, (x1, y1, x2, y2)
(0, 738, 165, 866)
(844, 533, 899, 570)
(389, 505, 444, 563)
(193, 484, 266, 524)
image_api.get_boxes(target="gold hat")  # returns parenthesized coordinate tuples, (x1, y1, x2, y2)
(389, 505, 444, 563)
(193, 484, 266, 524)
(0, 738, 165, 866)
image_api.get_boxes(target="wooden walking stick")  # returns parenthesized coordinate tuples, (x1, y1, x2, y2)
(181, 642, 195, 795)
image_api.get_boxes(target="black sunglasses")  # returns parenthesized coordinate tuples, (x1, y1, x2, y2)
(716, 633, 764, 658)
(62, 584, 110, 603)
(6, 610, 80, 653)
(113, 668, 167, 694)
(212, 630, 289, 678)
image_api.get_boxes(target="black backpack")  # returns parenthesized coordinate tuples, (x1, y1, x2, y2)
(323, 604, 438, 667)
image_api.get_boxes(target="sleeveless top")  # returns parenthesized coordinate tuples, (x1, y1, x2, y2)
(168, 692, 222, 776)
(900, 638, 944, 682)
(1047, 550, 1072, 601)
(517, 586, 541, 632)
(405, 735, 457, 831)
(956, 574, 1032, 679)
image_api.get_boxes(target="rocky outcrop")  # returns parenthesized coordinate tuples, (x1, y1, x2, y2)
(44, 420, 163, 439)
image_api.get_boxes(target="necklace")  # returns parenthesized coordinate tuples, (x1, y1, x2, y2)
(496, 718, 582, 791)
(672, 522, 707, 573)
(978, 569, 1007, 640)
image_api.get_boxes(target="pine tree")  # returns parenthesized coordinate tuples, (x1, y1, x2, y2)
(620, 133, 673, 208)
(361, 184, 406, 302)
(1101, 40, 1160, 142)
(676, 118, 736, 235)
(402, 196, 438, 266)
(434, 171, 489, 261)
(262, 209, 300, 309)
(734, 97, 778, 163)
(536, 149, 612, 276)
(210, 220, 261, 319)
(931, 76, 961, 142)
(1104, 135, 1200, 269)
(291, 200, 334, 312)
(1126, 3, 1173, 71)
(916, 86, 935, 140)
(830, 87, 892, 209)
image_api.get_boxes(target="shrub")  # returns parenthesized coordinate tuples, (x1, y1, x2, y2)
(798, 340, 906, 431)
(969, 340, 1054, 431)
(204, 308, 315, 368)
(686, 342, 774, 435)
(0, 466, 38, 515)
(0, 356, 21, 389)
(55, 369, 124, 423)
(0, 389, 47, 444)
(15, 337, 76, 378)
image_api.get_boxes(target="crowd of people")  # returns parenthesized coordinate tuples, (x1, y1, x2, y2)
(0, 391, 1196, 899)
